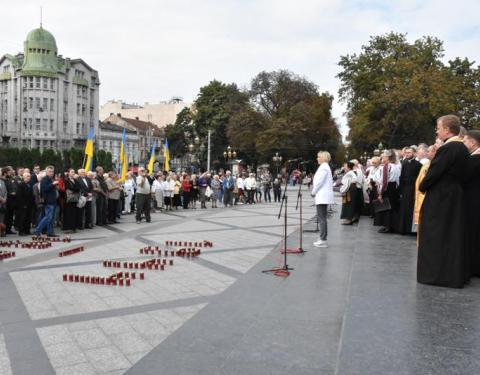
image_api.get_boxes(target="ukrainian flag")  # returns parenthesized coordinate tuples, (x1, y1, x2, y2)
(119, 128, 128, 182)
(147, 142, 156, 175)
(163, 139, 170, 172)
(83, 128, 94, 171)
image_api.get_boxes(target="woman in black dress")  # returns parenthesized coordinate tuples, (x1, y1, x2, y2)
(63, 168, 81, 233)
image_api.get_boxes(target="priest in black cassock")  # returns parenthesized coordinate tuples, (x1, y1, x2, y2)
(463, 130, 480, 277)
(418, 115, 470, 288)
(397, 146, 422, 234)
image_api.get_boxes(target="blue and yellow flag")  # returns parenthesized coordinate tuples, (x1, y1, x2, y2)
(147, 142, 156, 175)
(163, 138, 170, 172)
(118, 128, 128, 182)
(83, 128, 94, 171)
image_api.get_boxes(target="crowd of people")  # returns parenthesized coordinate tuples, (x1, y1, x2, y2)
(311, 114, 480, 289)
(0, 165, 284, 238)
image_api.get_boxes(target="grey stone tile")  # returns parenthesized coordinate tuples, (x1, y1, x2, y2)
(72, 328, 111, 350)
(84, 346, 131, 372)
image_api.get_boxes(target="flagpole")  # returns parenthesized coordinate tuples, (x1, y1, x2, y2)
(207, 129, 211, 172)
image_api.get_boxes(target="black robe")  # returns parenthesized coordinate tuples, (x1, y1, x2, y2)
(417, 140, 470, 288)
(397, 158, 422, 234)
(464, 154, 480, 277)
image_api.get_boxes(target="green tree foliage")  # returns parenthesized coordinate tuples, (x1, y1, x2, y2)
(164, 107, 195, 158)
(229, 70, 341, 164)
(337, 32, 480, 154)
(194, 80, 249, 163)
(0, 146, 114, 172)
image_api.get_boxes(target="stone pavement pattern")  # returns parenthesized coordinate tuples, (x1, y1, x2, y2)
(1, 188, 480, 374)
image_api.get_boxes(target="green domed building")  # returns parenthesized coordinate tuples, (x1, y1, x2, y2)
(0, 25, 100, 150)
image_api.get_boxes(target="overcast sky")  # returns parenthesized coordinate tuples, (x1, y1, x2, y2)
(1, 0, 479, 136)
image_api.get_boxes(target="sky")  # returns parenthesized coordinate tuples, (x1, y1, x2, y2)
(1, 0, 479, 137)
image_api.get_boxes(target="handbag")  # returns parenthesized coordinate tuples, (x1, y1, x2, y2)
(66, 189, 79, 203)
(373, 197, 391, 213)
(77, 195, 87, 208)
(205, 186, 213, 198)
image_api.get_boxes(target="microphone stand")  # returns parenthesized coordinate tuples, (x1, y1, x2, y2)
(262, 162, 294, 277)
(282, 181, 306, 254)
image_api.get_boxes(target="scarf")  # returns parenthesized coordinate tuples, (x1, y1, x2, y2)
(381, 162, 389, 194)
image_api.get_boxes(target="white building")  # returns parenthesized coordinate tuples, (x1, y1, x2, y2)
(100, 98, 190, 128)
(98, 121, 138, 165)
(0, 25, 100, 150)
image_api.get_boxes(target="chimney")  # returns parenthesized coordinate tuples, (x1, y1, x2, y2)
(117, 113, 121, 117)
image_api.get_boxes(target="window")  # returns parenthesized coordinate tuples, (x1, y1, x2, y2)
(42, 119, 48, 131)
(29, 77, 33, 88)
(35, 77, 40, 88)
(2, 65, 9, 72)
(36, 140, 40, 147)
(82, 123, 85, 134)
(43, 78, 47, 89)
(50, 79, 54, 90)
(50, 99, 54, 111)
(76, 123, 80, 134)
(35, 98, 40, 110)
(43, 98, 48, 111)
(35, 118, 41, 130)
(82, 104, 86, 116)
(63, 121, 67, 133)
(50, 119, 54, 131)
(28, 118, 33, 130)
(77, 103, 80, 115)
(23, 119, 27, 130)
(28, 97, 33, 109)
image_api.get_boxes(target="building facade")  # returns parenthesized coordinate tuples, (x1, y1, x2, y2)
(98, 121, 138, 165)
(100, 98, 190, 128)
(102, 114, 163, 164)
(0, 25, 100, 150)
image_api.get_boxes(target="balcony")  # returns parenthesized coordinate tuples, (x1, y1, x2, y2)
(0, 72, 11, 81)
(73, 77, 89, 87)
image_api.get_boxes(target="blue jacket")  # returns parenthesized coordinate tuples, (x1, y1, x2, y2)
(40, 176, 58, 205)
(223, 176, 234, 192)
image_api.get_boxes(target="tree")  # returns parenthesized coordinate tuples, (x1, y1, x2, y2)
(69, 148, 84, 170)
(337, 32, 480, 154)
(41, 149, 57, 168)
(164, 107, 194, 158)
(194, 80, 249, 163)
(241, 70, 341, 163)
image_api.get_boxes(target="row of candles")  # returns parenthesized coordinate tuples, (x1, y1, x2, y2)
(0, 251, 16, 260)
(62, 271, 145, 287)
(164, 240, 213, 248)
(59, 246, 84, 257)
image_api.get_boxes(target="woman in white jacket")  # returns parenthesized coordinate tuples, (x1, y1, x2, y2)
(123, 173, 135, 214)
(311, 151, 334, 248)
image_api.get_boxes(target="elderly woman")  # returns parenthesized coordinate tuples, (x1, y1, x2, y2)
(339, 161, 357, 225)
(311, 151, 334, 247)
(106, 171, 121, 224)
(210, 175, 222, 208)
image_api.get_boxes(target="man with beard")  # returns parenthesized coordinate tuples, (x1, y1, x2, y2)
(397, 146, 422, 234)
(463, 130, 480, 277)
(417, 115, 470, 288)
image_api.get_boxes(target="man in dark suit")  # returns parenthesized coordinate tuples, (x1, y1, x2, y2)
(78, 168, 93, 229)
(418, 115, 470, 288)
(397, 146, 422, 234)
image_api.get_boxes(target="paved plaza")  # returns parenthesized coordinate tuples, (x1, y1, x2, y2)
(1, 188, 480, 374)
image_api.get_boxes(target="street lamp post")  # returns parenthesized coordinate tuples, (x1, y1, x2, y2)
(223, 145, 237, 171)
(272, 152, 282, 177)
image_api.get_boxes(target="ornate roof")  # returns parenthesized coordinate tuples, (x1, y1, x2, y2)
(21, 26, 60, 77)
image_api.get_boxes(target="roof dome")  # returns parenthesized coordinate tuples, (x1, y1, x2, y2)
(26, 27, 57, 50)
(22, 26, 59, 77)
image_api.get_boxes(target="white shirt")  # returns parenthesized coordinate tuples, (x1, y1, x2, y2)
(123, 179, 135, 195)
(311, 162, 334, 205)
(136, 176, 151, 195)
(237, 177, 244, 189)
(377, 163, 401, 192)
(161, 181, 172, 197)
(152, 180, 163, 193)
(245, 177, 256, 190)
(339, 170, 357, 195)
